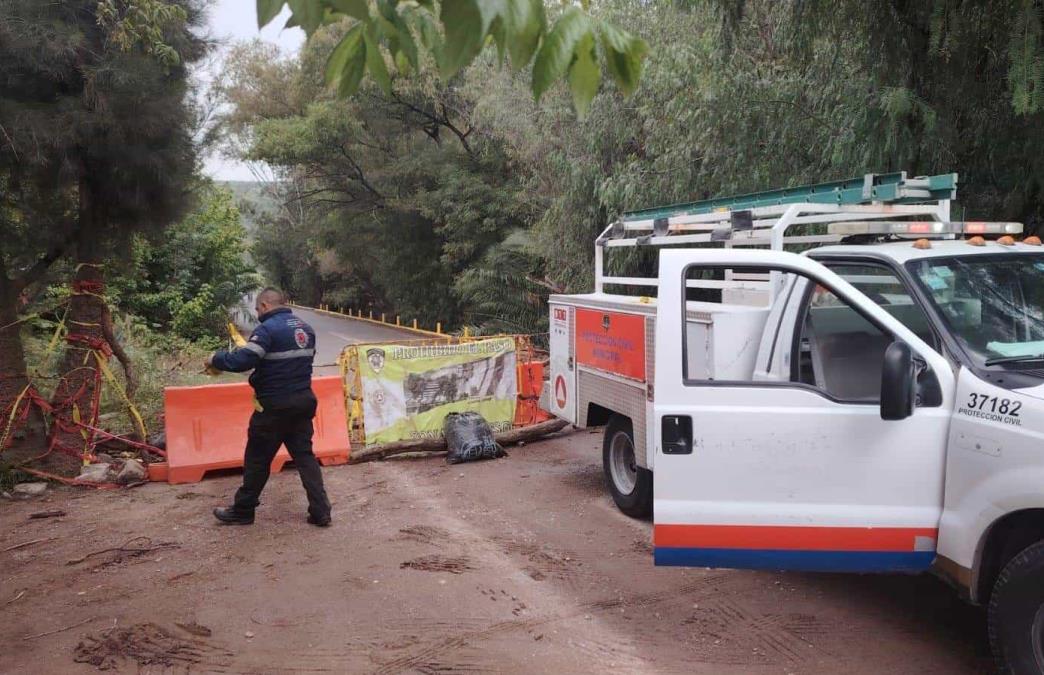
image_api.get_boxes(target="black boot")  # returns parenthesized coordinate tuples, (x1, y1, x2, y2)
(213, 507, 254, 525)
(307, 513, 331, 527)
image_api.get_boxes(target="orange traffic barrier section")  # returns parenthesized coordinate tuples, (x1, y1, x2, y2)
(162, 375, 350, 484)
(515, 362, 551, 427)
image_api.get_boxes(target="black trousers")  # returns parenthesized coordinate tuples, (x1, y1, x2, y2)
(232, 389, 331, 519)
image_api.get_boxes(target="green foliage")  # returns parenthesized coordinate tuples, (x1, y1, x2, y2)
(109, 186, 259, 342)
(455, 230, 552, 339)
(171, 285, 218, 343)
(0, 0, 208, 392)
(223, 0, 1044, 340)
(219, 33, 531, 328)
(1011, 0, 1044, 115)
(20, 311, 231, 437)
(250, 184, 327, 307)
(256, 0, 648, 118)
(0, 0, 208, 247)
(96, 0, 190, 68)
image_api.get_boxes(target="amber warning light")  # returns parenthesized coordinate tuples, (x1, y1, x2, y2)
(827, 221, 1023, 237)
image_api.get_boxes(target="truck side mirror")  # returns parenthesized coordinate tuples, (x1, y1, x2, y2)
(881, 341, 915, 421)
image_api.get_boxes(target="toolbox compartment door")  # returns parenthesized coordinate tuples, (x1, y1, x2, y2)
(548, 302, 577, 424)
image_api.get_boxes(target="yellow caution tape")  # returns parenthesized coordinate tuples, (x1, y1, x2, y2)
(0, 312, 39, 333)
(228, 322, 247, 347)
(45, 310, 68, 356)
(95, 351, 148, 440)
(0, 383, 32, 454)
(71, 402, 94, 464)
(203, 324, 248, 377)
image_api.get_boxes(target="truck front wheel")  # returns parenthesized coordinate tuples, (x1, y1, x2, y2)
(602, 415, 652, 518)
(989, 539, 1044, 674)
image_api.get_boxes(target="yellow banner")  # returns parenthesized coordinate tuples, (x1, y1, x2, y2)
(355, 338, 517, 446)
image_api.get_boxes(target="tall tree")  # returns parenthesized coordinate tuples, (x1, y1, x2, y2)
(219, 33, 531, 327)
(0, 0, 208, 464)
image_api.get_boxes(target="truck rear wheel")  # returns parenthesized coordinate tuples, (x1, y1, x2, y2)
(988, 539, 1044, 674)
(602, 415, 652, 518)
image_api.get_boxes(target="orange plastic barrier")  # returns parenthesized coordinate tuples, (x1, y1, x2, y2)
(163, 375, 350, 484)
(515, 362, 551, 426)
(517, 361, 544, 398)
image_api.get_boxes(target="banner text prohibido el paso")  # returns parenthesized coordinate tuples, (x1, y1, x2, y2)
(356, 338, 517, 447)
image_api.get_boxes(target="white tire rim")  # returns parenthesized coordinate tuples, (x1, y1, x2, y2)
(609, 430, 638, 496)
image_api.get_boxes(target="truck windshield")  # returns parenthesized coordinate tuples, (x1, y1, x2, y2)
(908, 253, 1044, 368)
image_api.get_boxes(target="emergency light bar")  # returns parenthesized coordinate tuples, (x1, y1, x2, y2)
(828, 221, 1023, 237)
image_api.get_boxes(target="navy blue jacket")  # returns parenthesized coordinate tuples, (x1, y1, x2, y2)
(211, 307, 316, 401)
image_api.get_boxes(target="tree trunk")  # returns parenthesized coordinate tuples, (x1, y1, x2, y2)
(0, 272, 41, 465)
(47, 181, 108, 473)
(348, 418, 569, 464)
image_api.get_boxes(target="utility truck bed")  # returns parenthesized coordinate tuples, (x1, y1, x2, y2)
(547, 293, 769, 469)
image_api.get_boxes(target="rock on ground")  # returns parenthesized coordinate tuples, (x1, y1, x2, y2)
(116, 459, 147, 485)
(11, 482, 48, 498)
(75, 463, 113, 483)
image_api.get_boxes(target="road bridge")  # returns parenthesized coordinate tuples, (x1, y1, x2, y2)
(290, 306, 425, 375)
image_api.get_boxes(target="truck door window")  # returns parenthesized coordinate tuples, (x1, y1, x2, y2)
(824, 263, 940, 351)
(793, 285, 891, 402)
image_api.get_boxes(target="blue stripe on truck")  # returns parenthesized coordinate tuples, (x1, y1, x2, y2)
(654, 547, 936, 573)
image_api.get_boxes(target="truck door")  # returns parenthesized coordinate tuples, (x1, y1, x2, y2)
(653, 249, 955, 573)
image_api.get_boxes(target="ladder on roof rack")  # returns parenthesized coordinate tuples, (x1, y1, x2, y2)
(621, 172, 958, 222)
(594, 171, 958, 296)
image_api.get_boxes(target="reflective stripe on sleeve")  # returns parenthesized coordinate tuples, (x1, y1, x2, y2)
(244, 342, 267, 357)
(262, 348, 315, 360)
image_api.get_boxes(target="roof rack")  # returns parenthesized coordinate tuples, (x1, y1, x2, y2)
(595, 172, 958, 297)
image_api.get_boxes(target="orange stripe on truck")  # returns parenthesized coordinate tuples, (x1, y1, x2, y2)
(654, 524, 938, 552)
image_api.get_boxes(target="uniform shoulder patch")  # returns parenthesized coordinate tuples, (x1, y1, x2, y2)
(294, 328, 308, 349)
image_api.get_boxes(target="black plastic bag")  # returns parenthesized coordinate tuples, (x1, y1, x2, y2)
(444, 412, 506, 464)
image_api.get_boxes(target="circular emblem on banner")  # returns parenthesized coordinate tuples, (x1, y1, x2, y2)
(366, 347, 386, 374)
(294, 328, 308, 349)
(555, 374, 567, 409)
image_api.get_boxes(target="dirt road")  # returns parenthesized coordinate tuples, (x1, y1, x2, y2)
(1, 429, 994, 674)
(1, 311, 996, 673)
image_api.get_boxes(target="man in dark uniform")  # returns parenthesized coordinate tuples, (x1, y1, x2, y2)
(206, 288, 332, 527)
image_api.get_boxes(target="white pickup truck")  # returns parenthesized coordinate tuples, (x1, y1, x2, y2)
(544, 172, 1044, 673)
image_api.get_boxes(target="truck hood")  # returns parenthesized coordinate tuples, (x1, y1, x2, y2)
(1014, 382, 1044, 400)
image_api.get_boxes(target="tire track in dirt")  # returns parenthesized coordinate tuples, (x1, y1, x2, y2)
(369, 575, 765, 675)
(73, 622, 236, 672)
(397, 525, 452, 547)
(362, 462, 656, 674)
(359, 463, 811, 675)
(400, 555, 475, 574)
(679, 600, 848, 667)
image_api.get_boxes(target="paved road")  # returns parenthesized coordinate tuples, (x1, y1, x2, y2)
(291, 306, 425, 375)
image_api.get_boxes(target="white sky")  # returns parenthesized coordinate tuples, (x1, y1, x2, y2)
(198, 1, 305, 182)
